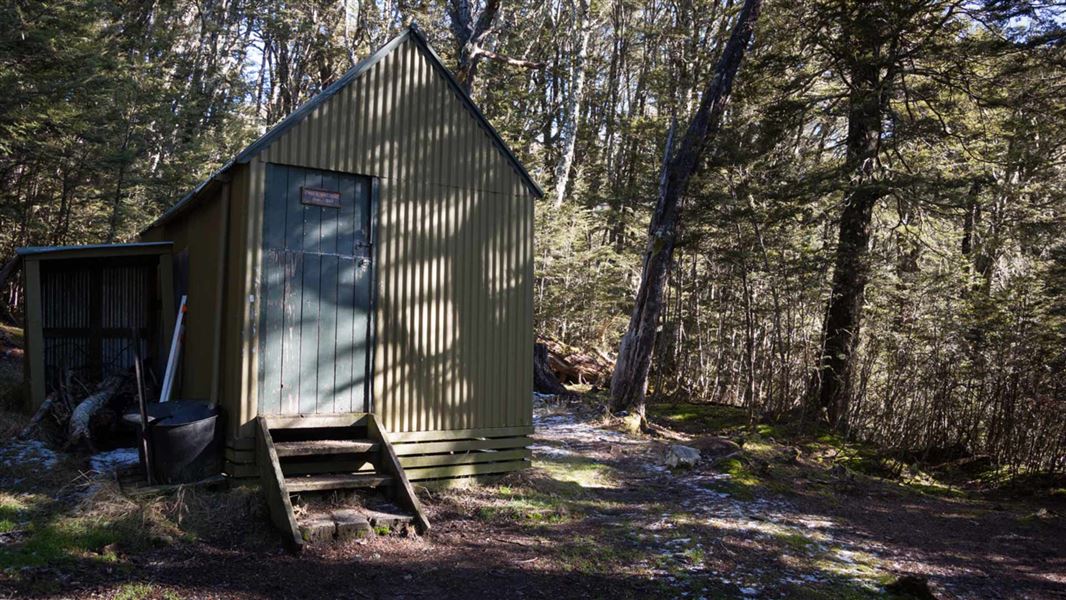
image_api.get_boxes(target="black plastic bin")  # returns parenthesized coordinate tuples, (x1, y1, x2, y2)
(124, 401, 224, 484)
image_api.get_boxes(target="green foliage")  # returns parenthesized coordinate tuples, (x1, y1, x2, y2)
(0, 0, 258, 264)
(0, 0, 1062, 474)
(113, 583, 180, 600)
(0, 516, 126, 568)
(475, 488, 573, 525)
(534, 201, 638, 348)
(0, 493, 30, 534)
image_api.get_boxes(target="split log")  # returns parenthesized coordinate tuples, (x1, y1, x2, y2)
(533, 343, 568, 395)
(19, 392, 57, 440)
(66, 376, 123, 450)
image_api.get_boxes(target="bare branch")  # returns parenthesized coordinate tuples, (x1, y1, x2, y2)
(469, 45, 546, 70)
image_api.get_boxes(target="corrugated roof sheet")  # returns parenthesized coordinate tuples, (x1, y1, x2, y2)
(17, 241, 173, 258)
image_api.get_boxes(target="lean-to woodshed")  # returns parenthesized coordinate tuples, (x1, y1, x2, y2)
(18, 243, 175, 411)
(140, 26, 539, 485)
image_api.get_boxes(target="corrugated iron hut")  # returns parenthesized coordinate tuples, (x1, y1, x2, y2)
(139, 23, 538, 505)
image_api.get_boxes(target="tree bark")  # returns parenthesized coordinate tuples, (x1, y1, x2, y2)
(809, 3, 889, 430)
(552, 0, 592, 208)
(66, 376, 123, 450)
(534, 343, 569, 395)
(446, 0, 544, 94)
(610, 0, 764, 414)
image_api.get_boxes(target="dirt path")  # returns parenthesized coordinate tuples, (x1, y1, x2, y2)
(517, 405, 1065, 599)
(2, 402, 1064, 599)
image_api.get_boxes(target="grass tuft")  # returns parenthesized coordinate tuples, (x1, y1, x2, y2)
(538, 455, 618, 489)
(113, 582, 181, 600)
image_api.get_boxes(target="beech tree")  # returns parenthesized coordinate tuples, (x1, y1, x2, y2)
(1, 0, 1062, 473)
(445, 0, 544, 93)
(806, 0, 898, 429)
(610, 0, 764, 415)
(808, 0, 975, 430)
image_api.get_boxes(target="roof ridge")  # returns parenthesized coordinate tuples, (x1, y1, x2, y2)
(145, 26, 540, 232)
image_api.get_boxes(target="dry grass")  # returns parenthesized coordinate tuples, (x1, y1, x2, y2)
(0, 360, 25, 417)
(0, 474, 274, 584)
(0, 324, 27, 430)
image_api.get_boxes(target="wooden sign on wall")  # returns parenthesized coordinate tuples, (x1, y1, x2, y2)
(301, 187, 342, 208)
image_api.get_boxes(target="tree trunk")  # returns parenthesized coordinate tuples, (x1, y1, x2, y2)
(106, 125, 132, 243)
(534, 343, 569, 395)
(610, 0, 764, 414)
(810, 5, 888, 430)
(66, 376, 123, 450)
(553, 0, 592, 208)
(447, 0, 544, 94)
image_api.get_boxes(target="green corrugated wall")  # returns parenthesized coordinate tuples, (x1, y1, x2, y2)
(248, 37, 534, 434)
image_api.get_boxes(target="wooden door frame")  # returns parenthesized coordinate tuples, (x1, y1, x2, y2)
(256, 164, 378, 417)
(365, 176, 379, 416)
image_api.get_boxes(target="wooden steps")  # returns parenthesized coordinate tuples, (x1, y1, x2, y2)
(255, 414, 429, 552)
(286, 473, 391, 493)
(275, 439, 378, 457)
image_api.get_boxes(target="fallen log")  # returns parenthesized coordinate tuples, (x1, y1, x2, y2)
(543, 340, 613, 386)
(66, 376, 123, 450)
(19, 392, 57, 440)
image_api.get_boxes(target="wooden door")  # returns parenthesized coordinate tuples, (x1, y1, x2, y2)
(257, 164, 374, 415)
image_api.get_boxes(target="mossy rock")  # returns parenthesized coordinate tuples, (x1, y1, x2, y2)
(620, 413, 643, 435)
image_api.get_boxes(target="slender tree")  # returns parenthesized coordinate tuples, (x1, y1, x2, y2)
(807, 0, 893, 429)
(445, 0, 544, 93)
(807, 0, 965, 430)
(552, 0, 593, 208)
(610, 0, 764, 414)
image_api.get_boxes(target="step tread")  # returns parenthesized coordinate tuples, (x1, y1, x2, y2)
(275, 439, 378, 457)
(286, 473, 392, 493)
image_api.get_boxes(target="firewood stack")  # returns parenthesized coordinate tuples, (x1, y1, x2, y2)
(19, 370, 151, 452)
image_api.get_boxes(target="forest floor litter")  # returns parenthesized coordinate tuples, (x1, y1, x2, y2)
(0, 397, 1063, 599)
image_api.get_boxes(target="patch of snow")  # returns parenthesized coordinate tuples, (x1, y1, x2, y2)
(0, 440, 58, 469)
(90, 448, 140, 473)
(531, 403, 897, 593)
(534, 412, 576, 424)
(533, 412, 643, 447)
(835, 549, 857, 564)
(528, 443, 575, 458)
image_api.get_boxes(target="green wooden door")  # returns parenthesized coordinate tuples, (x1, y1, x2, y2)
(258, 164, 373, 415)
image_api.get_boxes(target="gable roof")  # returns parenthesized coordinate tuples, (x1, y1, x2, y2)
(146, 25, 541, 232)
